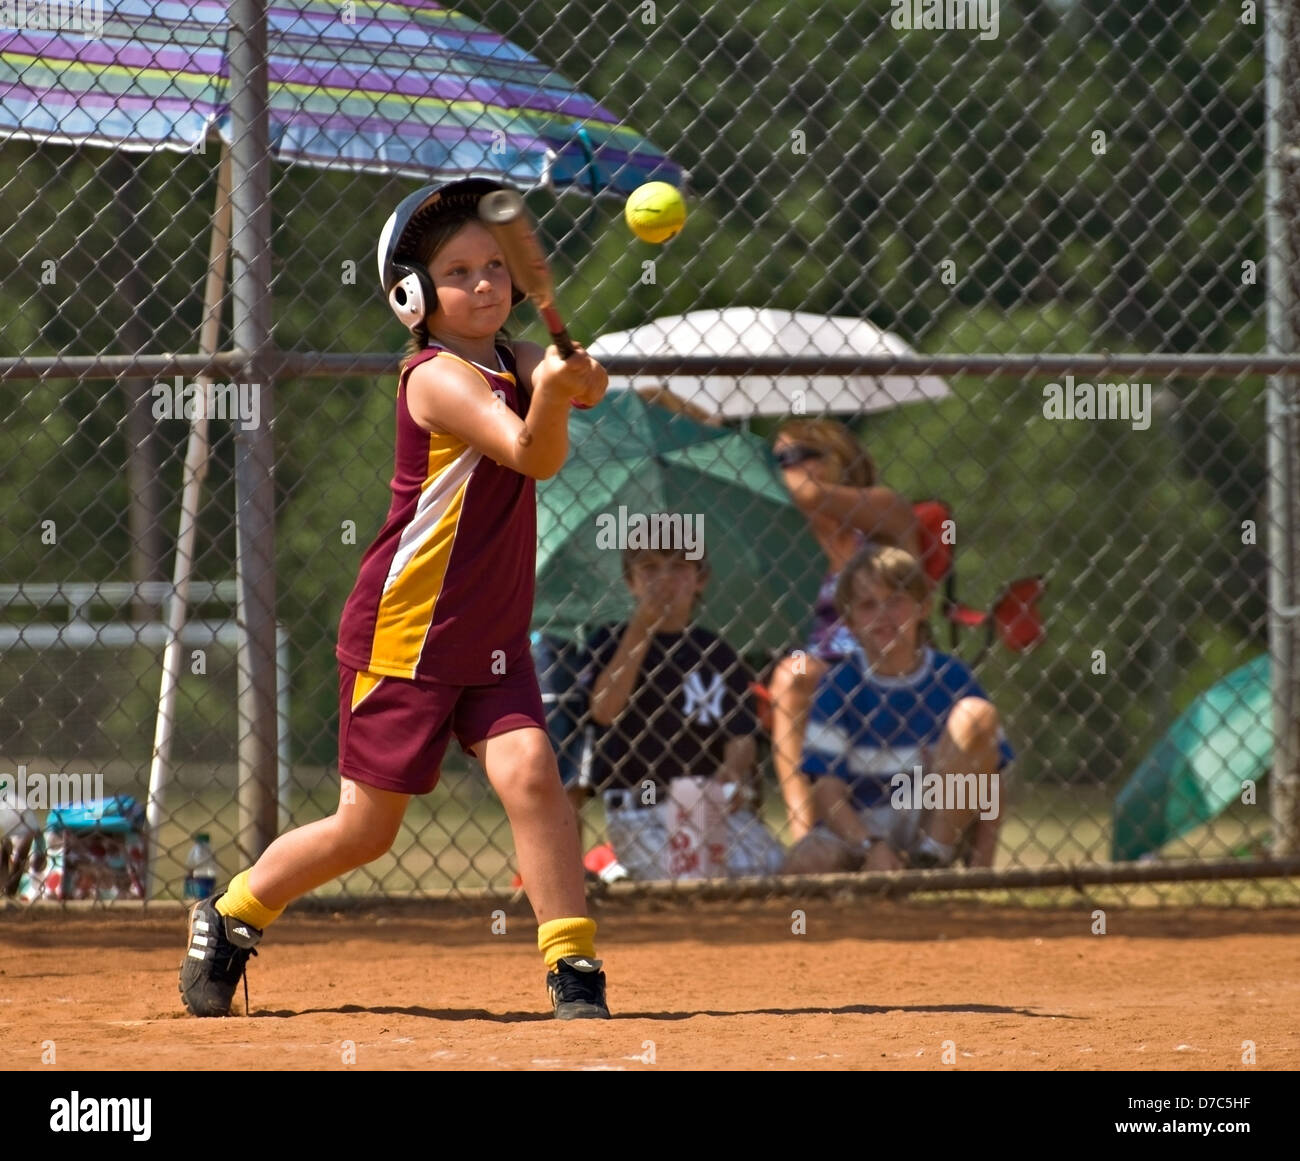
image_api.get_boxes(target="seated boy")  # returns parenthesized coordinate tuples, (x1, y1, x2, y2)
(577, 545, 784, 879)
(782, 544, 1013, 873)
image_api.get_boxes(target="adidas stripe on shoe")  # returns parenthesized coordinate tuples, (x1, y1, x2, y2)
(179, 893, 262, 1017)
(546, 955, 611, 1020)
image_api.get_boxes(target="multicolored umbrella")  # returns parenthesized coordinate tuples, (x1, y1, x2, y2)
(1, 0, 680, 886)
(0, 0, 679, 192)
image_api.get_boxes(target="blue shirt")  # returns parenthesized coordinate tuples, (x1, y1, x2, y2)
(801, 646, 1014, 810)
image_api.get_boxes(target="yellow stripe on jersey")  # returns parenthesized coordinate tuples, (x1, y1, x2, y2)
(350, 670, 385, 713)
(433, 348, 517, 388)
(366, 353, 513, 678)
(369, 435, 478, 677)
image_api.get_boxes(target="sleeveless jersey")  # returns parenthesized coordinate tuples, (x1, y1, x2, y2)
(336, 343, 536, 685)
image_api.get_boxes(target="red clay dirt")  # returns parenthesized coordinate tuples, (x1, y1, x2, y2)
(2, 901, 1296, 1071)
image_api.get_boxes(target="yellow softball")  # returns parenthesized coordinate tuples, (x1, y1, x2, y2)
(624, 182, 687, 244)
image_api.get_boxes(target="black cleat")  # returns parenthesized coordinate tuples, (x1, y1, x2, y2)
(547, 955, 611, 1020)
(179, 894, 262, 1017)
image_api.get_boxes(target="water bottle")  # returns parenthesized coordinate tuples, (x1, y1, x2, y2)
(183, 833, 218, 901)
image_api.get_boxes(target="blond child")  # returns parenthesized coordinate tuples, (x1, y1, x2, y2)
(180, 180, 611, 1019)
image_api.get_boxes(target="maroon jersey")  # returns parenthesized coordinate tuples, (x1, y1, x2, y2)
(336, 343, 536, 684)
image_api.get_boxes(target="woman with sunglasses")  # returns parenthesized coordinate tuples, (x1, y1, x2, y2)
(769, 419, 918, 842)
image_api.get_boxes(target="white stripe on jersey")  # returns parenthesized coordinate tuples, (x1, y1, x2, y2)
(381, 444, 480, 596)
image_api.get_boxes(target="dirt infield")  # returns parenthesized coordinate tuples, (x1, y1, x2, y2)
(2, 901, 1297, 1071)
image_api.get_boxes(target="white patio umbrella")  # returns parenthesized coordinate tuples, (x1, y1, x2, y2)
(589, 307, 951, 418)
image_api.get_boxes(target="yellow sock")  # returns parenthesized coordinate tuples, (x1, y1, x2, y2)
(538, 916, 597, 970)
(215, 869, 284, 930)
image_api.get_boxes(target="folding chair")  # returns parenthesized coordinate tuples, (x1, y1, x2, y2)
(912, 499, 1046, 667)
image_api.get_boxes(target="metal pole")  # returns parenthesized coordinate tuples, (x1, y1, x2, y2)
(114, 152, 167, 621)
(277, 625, 291, 831)
(228, 0, 279, 864)
(145, 144, 231, 900)
(20, 352, 1300, 381)
(1152, 387, 1178, 751)
(1265, 0, 1300, 856)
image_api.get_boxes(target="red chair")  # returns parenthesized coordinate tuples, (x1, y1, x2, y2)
(913, 499, 1045, 665)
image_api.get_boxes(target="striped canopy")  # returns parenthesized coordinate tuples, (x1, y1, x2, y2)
(0, 0, 679, 193)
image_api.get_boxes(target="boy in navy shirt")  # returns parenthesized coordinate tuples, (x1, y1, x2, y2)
(783, 544, 1013, 872)
(578, 546, 784, 879)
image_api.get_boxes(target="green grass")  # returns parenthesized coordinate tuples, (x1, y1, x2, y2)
(6, 756, 1285, 903)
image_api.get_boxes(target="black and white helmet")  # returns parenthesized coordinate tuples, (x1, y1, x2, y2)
(376, 177, 523, 332)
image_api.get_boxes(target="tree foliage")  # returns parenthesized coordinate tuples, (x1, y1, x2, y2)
(0, 1, 1267, 780)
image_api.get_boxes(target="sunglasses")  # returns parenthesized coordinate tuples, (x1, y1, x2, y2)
(774, 445, 826, 469)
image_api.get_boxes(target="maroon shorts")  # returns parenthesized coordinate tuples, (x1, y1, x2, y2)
(338, 660, 547, 795)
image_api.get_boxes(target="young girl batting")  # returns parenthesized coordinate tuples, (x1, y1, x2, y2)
(179, 179, 611, 1020)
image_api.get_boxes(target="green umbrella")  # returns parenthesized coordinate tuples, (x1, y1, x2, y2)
(535, 391, 824, 657)
(1112, 655, 1271, 861)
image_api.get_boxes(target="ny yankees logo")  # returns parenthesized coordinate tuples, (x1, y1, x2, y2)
(682, 670, 725, 725)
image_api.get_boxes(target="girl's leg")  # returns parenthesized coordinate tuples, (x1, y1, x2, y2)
(478, 726, 608, 1018)
(769, 653, 827, 843)
(244, 778, 411, 911)
(183, 778, 412, 1018)
(478, 727, 585, 924)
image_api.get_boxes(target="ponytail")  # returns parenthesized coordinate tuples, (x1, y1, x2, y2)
(400, 321, 430, 372)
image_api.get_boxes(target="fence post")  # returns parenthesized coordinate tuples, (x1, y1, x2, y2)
(228, 0, 279, 863)
(1265, 0, 1300, 856)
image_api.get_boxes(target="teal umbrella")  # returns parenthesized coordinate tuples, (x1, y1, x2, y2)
(535, 391, 824, 658)
(1112, 655, 1271, 861)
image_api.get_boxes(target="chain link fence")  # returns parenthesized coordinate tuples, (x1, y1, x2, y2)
(2, 0, 1298, 904)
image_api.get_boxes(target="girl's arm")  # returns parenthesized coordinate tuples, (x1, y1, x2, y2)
(781, 466, 918, 553)
(406, 346, 604, 480)
(516, 339, 606, 409)
(513, 341, 544, 402)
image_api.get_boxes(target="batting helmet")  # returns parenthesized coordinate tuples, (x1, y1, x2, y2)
(376, 178, 525, 332)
